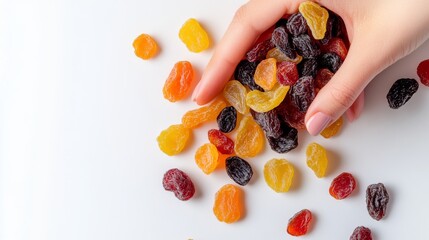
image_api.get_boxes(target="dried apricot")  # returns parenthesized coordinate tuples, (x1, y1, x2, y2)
(254, 58, 278, 91)
(195, 143, 219, 174)
(213, 184, 244, 223)
(320, 116, 343, 138)
(133, 33, 158, 60)
(163, 61, 194, 102)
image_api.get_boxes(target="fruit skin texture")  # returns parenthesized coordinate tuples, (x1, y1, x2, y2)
(298, 1, 329, 40)
(223, 80, 249, 115)
(157, 124, 191, 156)
(162, 168, 195, 201)
(254, 58, 278, 91)
(321, 116, 343, 138)
(264, 158, 294, 192)
(208, 129, 234, 154)
(213, 184, 244, 223)
(234, 116, 265, 158)
(195, 143, 219, 174)
(329, 172, 356, 200)
(386, 78, 419, 109)
(349, 226, 373, 240)
(306, 142, 328, 178)
(133, 33, 158, 60)
(216, 106, 237, 133)
(163, 61, 194, 102)
(287, 209, 313, 236)
(366, 183, 389, 221)
(179, 18, 210, 53)
(417, 59, 429, 86)
(226, 156, 253, 186)
(182, 97, 227, 129)
(246, 84, 290, 113)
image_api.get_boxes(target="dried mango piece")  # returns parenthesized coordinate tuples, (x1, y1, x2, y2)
(195, 143, 219, 174)
(298, 1, 329, 40)
(213, 184, 244, 223)
(246, 84, 289, 112)
(157, 124, 191, 156)
(306, 142, 328, 178)
(179, 18, 210, 53)
(234, 116, 265, 158)
(254, 58, 277, 91)
(163, 61, 194, 102)
(223, 80, 249, 115)
(182, 97, 227, 129)
(320, 116, 343, 138)
(133, 33, 158, 60)
(264, 158, 294, 192)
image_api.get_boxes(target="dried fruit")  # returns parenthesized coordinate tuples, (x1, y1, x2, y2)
(182, 97, 227, 128)
(157, 124, 191, 156)
(321, 37, 348, 61)
(179, 18, 210, 53)
(319, 52, 342, 73)
(287, 209, 313, 236)
(286, 13, 308, 37)
(264, 158, 294, 192)
(226, 156, 253, 186)
(321, 116, 343, 138)
(234, 116, 265, 158)
(366, 183, 389, 221)
(266, 48, 303, 63)
(163, 61, 194, 102)
(254, 58, 278, 91)
(292, 34, 321, 59)
(299, 1, 329, 39)
(298, 58, 318, 77)
(133, 33, 158, 60)
(271, 26, 296, 59)
(208, 129, 234, 154)
(246, 84, 290, 113)
(417, 59, 429, 87)
(223, 80, 249, 114)
(246, 39, 275, 62)
(315, 68, 334, 92)
(290, 76, 316, 112)
(350, 226, 373, 240)
(217, 106, 237, 133)
(195, 143, 219, 174)
(329, 172, 356, 200)
(276, 95, 306, 129)
(267, 125, 298, 153)
(250, 109, 283, 138)
(386, 78, 419, 109)
(234, 60, 264, 91)
(213, 184, 244, 223)
(162, 168, 195, 201)
(306, 142, 328, 178)
(277, 61, 299, 86)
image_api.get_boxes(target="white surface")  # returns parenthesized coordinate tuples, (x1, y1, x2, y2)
(1, 0, 429, 239)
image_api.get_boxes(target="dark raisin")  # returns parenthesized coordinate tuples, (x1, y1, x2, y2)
(292, 34, 321, 59)
(276, 95, 306, 129)
(275, 18, 288, 28)
(246, 38, 274, 62)
(366, 183, 389, 221)
(271, 26, 296, 59)
(226, 156, 253, 186)
(234, 60, 264, 91)
(217, 106, 237, 133)
(386, 78, 419, 109)
(298, 58, 318, 77)
(350, 226, 373, 240)
(286, 13, 308, 37)
(320, 13, 341, 45)
(267, 123, 298, 153)
(250, 109, 283, 138)
(290, 76, 316, 112)
(319, 52, 342, 73)
(162, 168, 195, 201)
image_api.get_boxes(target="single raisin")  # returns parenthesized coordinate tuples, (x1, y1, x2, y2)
(417, 59, 429, 87)
(290, 76, 316, 112)
(319, 52, 342, 73)
(271, 26, 296, 59)
(157, 124, 191, 156)
(267, 124, 298, 153)
(287, 209, 313, 236)
(250, 109, 283, 138)
(195, 143, 219, 174)
(350, 226, 373, 240)
(306, 142, 328, 178)
(366, 183, 389, 221)
(246, 84, 290, 113)
(133, 33, 158, 60)
(234, 116, 265, 158)
(226, 156, 253, 186)
(286, 13, 308, 37)
(163, 61, 194, 102)
(208, 129, 234, 154)
(179, 18, 210, 53)
(329, 172, 356, 200)
(217, 106, 237, 133)
(298, 1, 329, 39)
(213, 184, 244, 223)
(315, 68, 334, 92)
(277, 61, 299, 86)
(254, 58, 278, 91)
(264, 158, 294, 192)
(246, 38, 275, 62)
(162, 168, 195, 201)
(234, 60, 264, 91)
(292, 34, 321, 59)
(223, 80, 249, 115)
(298, 58, 318, 77)
(386, 78, 419, 109)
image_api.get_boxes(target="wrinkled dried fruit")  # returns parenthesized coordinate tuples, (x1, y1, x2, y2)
(223, 80, 249, 114)
(321, 116, 343, 138)
(292, 34, 321, 59)
(299, 1, 329, 39)
(234, 116, 265, 158)
(195, 143, 219, 174)
(217, 106, 237, 133)
(350, 226, 373, 240)
(208, 129, 234, 154)
(267, 125, 298, 154)
(276, 95, 306, 129)
(417, 59, 429, 87)
(287, 209, 313, 236)
(286, 13, 308, 37)
(298, 58, 318, 77)
(179, 18, 210, 53)
(321, 37, 348, 61)
(246, 84, 290, 112)
(306, 142, 328, 178)
(163, 61, 194, 102)
(254, 58, 278, 91)
(366, 183, 389, 221)
(226, 156, 253, 186)
(315, 68, 334, 92)
(163, 168, 195, 201)
(386, 78, 419, 109)
(250, 109, 283, 138)
(266, 48, 303, 63)
(264, 158, 294, 192)
(277, 61, 299, 86)
(290, 76, 316, 112)
(213, 184, 244, 223)
(133, 33, 158, 60)
(271, 26, 296, 59)
(235, 60, 264, 91)
(319, 52, 342, 73)
(182, 97, 227, 128)
(329, 172, 356, 200)
(157, 124, 191, 156)
(246, 39, 275, 62)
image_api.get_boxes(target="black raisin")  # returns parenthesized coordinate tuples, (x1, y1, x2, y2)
(366, 183, 389, 221)
(267, 123, 298, 153)
(217, 106, 237, 133)
(290, 76, 316, 112)
(286, 13, 308, 37)
(319, 52, 342, 73)
(292, 34, 321, 59)
(386, 78, 419, 109)
(271, 26, 296, 59)
(246, 39, 274, 62)
(226, 156, 253, 186)
(298, 58, 318, 77)
(250, 109, 283, 138)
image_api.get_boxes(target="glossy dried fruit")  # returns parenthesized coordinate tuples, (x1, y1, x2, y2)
(417, 59, 429, 87)
(321, 116, 343, 138)
(350, 226, 373, 240)
(133, 33, 158, 60)
(234, 116, 265, 158)
(179, 18, 210, 53)
(157, 124, 191, 156)
(298, 58, 318, 77)
(208, 129, 234, 154)
(287, 209, 312, 236)
(246, 38, 275, 62)
(299, 1, 329, 39)
(162, 168, 195, 201)
(277, 61, 299, 86)
(290, 76, 316, 112)
(267, 124, 298, 153)
(163, 61, 194, 102)
(292, 34, 321, 59)
(319, 52, 342, 73)
(366, 183, 389, 221)
(271, 26, 296, 59)
(264, 158, 294, 192)
(306, 142, 328, 178)
(195, 143, 219, 174)
(226, 156, 253, 186)
(254, 58, 278, 91)
(286, 13, 308, 37)
(216, 106, 237, 133)
(234, 60, 264, 91)
(315, 68, 334, 92)
(223, 80, 249, 114)
(329, 172, 356, 200)
(321, 37, 348, 61)
(246, 84, 289, 113)
(213, 184, 244, 223)
(266, 48, 303, 63)
(386, 78, 419, 109)
(182, 97, 227, 128)
(250, 109, 283, 138)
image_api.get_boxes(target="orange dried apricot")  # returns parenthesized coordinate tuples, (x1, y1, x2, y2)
(254, 58, 278, 91)
(182, 97, 227, 129)
(163, 61, 194, 102)
(213, 184, 244, 223)
(132, 33, 158, 60)
(195, 143, 219, 174)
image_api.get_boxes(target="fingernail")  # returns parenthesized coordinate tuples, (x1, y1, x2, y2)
(192, 82, 202, 102)
(306, 112, 332, 136)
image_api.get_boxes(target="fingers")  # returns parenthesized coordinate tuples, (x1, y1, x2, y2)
(346, 91, 364, 122)
(193, 0, 307, 105)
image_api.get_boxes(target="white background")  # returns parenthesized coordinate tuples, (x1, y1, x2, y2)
(1, 0, 429, 239)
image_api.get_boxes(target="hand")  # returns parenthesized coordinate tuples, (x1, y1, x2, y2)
(192, 0, 429, 135)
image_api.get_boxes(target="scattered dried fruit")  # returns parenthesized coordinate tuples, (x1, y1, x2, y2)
(182, 97, 227, 128)
(287, 209, 313, 236)
(417, 59, 429, 86)
(213, 184, 244, 223)
(179, 18, 210, 53)
(163, 61, 194, 102)
(217, 106, 237, 133)
(226, 156, 253, 186)
(329, 172, 356, 200)
(321, 116, 343, 138)
(133, 33, 158, 60)
(195, 143, 219, 174)
(349, 226, 373, 240)
(264, 158, 294, 192)
(386, 78, 419, 109)
(208, 129, 234, 154)
(306, 142, 328, 178)
(157, 124, 191, 156)
(234, 116, 265, 158)
(163, 168, 195, 201)
(366, 183, 389, 221)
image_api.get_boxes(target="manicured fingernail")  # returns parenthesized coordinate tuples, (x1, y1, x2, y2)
(192, 82, 202, 102)
(306, 112, 332, 136)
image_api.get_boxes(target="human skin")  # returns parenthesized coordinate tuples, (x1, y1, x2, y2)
(192, 0, 429, 135)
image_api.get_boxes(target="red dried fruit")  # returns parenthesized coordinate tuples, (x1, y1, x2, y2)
(321, 37, 348, 61)
(315, 68, 334, 92)
(366, 183, 389, 221)
(287, 209, 312, 236)
(208, 129, 234, 154)
(329, 172, 356, 200)
(276, 95, 306, 130)
(350, 226, 373, 240)
(277, 61, 299, 86)
(162, 168, 195, 201)
(417, 59, 429, 87)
